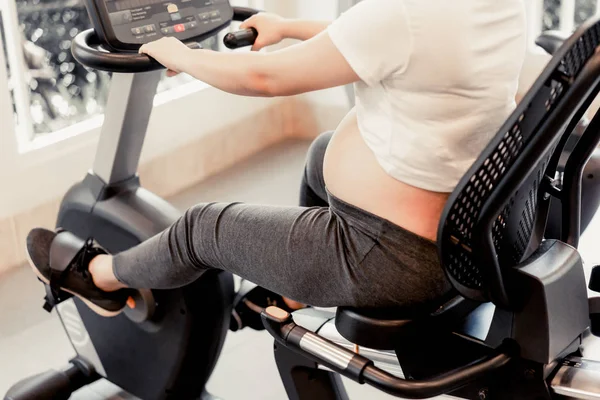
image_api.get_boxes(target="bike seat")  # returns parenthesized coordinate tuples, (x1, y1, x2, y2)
(335, 294, 481, 350)
(536, 30, 571, 55)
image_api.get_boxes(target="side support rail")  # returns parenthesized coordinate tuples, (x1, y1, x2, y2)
(262, 307, 517, 399)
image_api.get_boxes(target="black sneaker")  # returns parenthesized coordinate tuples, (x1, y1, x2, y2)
(26, 228, 134, 317)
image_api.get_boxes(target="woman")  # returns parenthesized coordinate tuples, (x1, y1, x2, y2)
(27, 0, 526, 317)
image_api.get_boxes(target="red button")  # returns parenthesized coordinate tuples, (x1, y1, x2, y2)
(174, 24, 185, 32)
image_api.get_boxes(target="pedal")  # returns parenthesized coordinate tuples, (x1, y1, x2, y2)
(41, 283, 73, 313)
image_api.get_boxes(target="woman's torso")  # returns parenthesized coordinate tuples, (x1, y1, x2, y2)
(324, 111, 448, 241)
(324, 0, 527, 242)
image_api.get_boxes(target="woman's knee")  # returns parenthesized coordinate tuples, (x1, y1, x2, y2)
(306, 131, 334, 172)
(304, 132, 333, 190)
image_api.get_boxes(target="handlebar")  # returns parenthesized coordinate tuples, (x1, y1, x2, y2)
(71, 30, 201, 73)
(224, 6, 260, 49)
(72, 6, 260, 72)
(232, 6, 260, 21)
(261, 306, 517, 399)
(224, 28, 258, 49)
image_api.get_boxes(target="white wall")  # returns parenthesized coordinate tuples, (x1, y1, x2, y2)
(0, 84, 280, 219)
(0, 1, 281, 219)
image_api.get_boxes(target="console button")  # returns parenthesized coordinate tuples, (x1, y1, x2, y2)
(144, 24, 156, 33)
(174, 24, 185, 33)
(187, 21, 198, 29)
(170, 12, 181, 21)
(167, 4, 178, 13)
(199, 12, 210, 21)
(161, 26, 174, 34)
(131, 26, 143, 35)
(210, 10, 220, 19)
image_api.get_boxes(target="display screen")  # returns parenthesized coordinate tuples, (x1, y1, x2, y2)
(110, 0, 170, 12)
(103, 0, 232, 47)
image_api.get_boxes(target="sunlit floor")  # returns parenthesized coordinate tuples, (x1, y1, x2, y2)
(2, 139, 600, 400)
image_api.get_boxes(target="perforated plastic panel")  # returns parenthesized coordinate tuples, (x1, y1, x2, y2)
(440, 20, 600, 299)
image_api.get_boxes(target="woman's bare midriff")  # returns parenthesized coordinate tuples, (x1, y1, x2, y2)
(323, 109, 450, 242)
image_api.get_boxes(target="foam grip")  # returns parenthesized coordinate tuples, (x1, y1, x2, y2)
(223, 28, 258, 49)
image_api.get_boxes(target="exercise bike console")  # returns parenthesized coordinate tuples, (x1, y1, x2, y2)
(84, 0, 234, 50)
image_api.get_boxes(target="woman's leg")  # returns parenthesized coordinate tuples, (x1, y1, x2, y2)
(30, 130, 448, 312)
(92, 199, 379, 307)
(91, 130, 368, 307)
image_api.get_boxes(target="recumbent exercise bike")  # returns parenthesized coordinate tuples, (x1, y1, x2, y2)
(7, 2, 600, 400)
(259, 17, 600, 400)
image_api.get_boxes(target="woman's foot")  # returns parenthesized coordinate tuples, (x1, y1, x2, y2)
(27, 228, 135, 317)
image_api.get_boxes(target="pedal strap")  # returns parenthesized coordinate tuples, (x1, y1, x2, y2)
(43, 231, 86, 311)
(43, 283, 63, 312)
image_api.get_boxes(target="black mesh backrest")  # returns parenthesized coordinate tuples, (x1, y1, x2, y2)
(438, 18, 600, 308)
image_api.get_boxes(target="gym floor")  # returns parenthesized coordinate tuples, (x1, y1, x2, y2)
(2, 139, 600, 400)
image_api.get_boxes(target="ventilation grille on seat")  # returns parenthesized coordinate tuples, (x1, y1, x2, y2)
(441, 21, 600, 294)
(562, 24, 600, 77)
(445, 112, 529, 289)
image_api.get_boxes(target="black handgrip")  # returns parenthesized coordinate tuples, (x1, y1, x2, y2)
(71, 30, 200, 73)
(536, 30, 570, 56)
(224, 28, 258, 49)
(232, 6, 260, 21)
(261, 307, 517, 399)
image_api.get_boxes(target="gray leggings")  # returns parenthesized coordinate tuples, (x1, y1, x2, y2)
(113, 132, 452, 309)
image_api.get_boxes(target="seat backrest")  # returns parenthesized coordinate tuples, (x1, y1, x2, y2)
(438, 18, 600, 309)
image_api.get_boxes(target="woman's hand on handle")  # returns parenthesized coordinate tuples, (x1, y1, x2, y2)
(240, 13, 287, 51)
(240, 13, 332, 51)
(139, 37, 191, 76)
(137, 19, 359, 97)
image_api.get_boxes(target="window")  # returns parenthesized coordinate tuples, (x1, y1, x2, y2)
(0, 10, 18, 129)
(542, 0, 599, 33)
(0, 0, 247, 141)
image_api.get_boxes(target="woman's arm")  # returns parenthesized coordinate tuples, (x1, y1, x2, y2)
(139, 31, 360, 97)
(239, 14, 329, 50)
(281, 20, 330, 41)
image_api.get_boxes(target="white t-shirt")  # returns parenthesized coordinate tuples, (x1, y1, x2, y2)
(328, 0, 527, 192)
